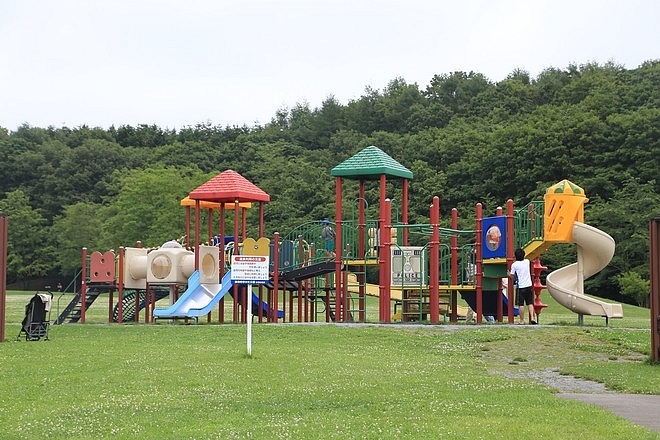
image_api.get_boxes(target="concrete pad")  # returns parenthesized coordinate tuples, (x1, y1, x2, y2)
(557, 393, 660, 433)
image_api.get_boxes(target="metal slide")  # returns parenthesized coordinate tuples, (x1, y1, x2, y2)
(545, 222, 623, 320)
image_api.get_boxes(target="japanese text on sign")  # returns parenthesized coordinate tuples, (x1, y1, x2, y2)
(231, 255, 270, 284)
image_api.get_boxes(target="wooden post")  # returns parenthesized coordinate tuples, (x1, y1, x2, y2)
(650, 214, 660, 362)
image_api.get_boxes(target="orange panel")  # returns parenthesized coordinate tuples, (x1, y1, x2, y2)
(90, 250, 116, 283)
(543, 180, 587, 242)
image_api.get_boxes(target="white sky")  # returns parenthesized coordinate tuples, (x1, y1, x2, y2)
(0, 0, 657, 131)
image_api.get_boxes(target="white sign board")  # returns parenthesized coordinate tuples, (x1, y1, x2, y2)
(231, 255, 270, 284)
(391, 246, 426, 287)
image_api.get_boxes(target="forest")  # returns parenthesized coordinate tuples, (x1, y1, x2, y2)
(0, 60, 658, 306)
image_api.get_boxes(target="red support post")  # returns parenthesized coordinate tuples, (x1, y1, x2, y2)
(378, 175, 387, 322)
(207, 208, 213, 245)
(358, 181, 366, 258)
(259, 203, 265, 237)
(342, 270, 349, 322)
(506, 199, 515, 324)
(144, 286, 151, 324)
(218, 204, 226, 323)
(495, 206, 503, 322)
(429, 197, 440, 324)
(185, 206, 191, 248)
(358, 181, 366, 321)
(80, 247, 88, 324)
(451, 208, 459, 322)
(242, 207, 247, 244)
(288, 289, 293, 323)
(206, 207, 214, 320)
(116, 247, 123, 324)
(402, 179, 409, 246)
(335, 177, 344, 322)
(475, 203, 483, 324)
(272, 232, 280, 323)
(382, 198, 392, 323)
(358, 179, 368, 322)
(195, 200, 201, 269)
(532, 258, 548, 319)
(134, 283, 140, 323)
(297, 236, 304, 322)
(234, 200, 245, 323)
(258, 203, 265, 323)
(108, 288, 114, 323)
(324, 272, 331, 322)
(451, 209, 458, 285)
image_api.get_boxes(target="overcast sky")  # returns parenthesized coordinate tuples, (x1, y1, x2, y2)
(0, 0, 657, 131)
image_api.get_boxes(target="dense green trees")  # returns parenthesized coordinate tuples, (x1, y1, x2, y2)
(0, 190, 52, 288)
(0, 61, 658, 303)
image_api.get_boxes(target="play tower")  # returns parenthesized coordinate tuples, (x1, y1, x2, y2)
(330, 145, 413, 322)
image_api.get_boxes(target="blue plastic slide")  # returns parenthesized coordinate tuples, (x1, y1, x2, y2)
(153, 270, 233, 319)
(501, 293, 520, 317)
(251, 291, 284, 319)
(460, 290, 519, 317)
(153, 270, 284, 319)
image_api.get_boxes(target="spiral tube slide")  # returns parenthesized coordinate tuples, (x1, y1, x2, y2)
(546, 222, 623, 319)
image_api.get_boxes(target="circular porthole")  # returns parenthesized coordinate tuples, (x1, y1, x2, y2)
(151, 254, 173, 280)
(201, 253, 217, 278)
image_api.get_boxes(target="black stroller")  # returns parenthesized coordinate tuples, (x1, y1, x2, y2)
(17, 289, 52, 341)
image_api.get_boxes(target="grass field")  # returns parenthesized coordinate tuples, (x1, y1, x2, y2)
(1, 289, 658, 439)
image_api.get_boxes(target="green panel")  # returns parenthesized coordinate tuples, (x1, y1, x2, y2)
(482, 278, 500, 290)
(483, 262, 507, 278)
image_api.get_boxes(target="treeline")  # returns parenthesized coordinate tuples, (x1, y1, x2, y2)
(0, 61, 658, 305)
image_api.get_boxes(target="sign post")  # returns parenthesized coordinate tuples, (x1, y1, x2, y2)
(231, 255, 269, 357)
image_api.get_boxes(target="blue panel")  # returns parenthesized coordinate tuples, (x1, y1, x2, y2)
(279, 240, 295, 270)
(482, 216, 507, 259)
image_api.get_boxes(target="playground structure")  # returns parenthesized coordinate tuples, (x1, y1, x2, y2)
(52, 147, 624, 327)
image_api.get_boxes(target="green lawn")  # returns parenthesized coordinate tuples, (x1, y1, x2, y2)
(1, 289, 658, 439)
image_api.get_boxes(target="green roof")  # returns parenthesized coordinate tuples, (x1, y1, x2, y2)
(330, 146, 413, 180)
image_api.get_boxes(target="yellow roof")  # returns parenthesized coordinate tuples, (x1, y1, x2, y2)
(545, 179, 585, 196)
(180, 196, 252, 209)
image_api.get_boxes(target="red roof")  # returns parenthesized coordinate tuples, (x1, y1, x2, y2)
(189, 170, 270, 203)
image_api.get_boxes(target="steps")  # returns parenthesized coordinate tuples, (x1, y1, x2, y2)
(55, 286, 169, 324)
(112, 288, 169, 322)
(55, 287, 105, 324)
(280, 261, 339, 281)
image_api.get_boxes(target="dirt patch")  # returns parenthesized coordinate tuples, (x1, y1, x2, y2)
(481, 327, 660, 433)
(480, 327, 644, 389)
